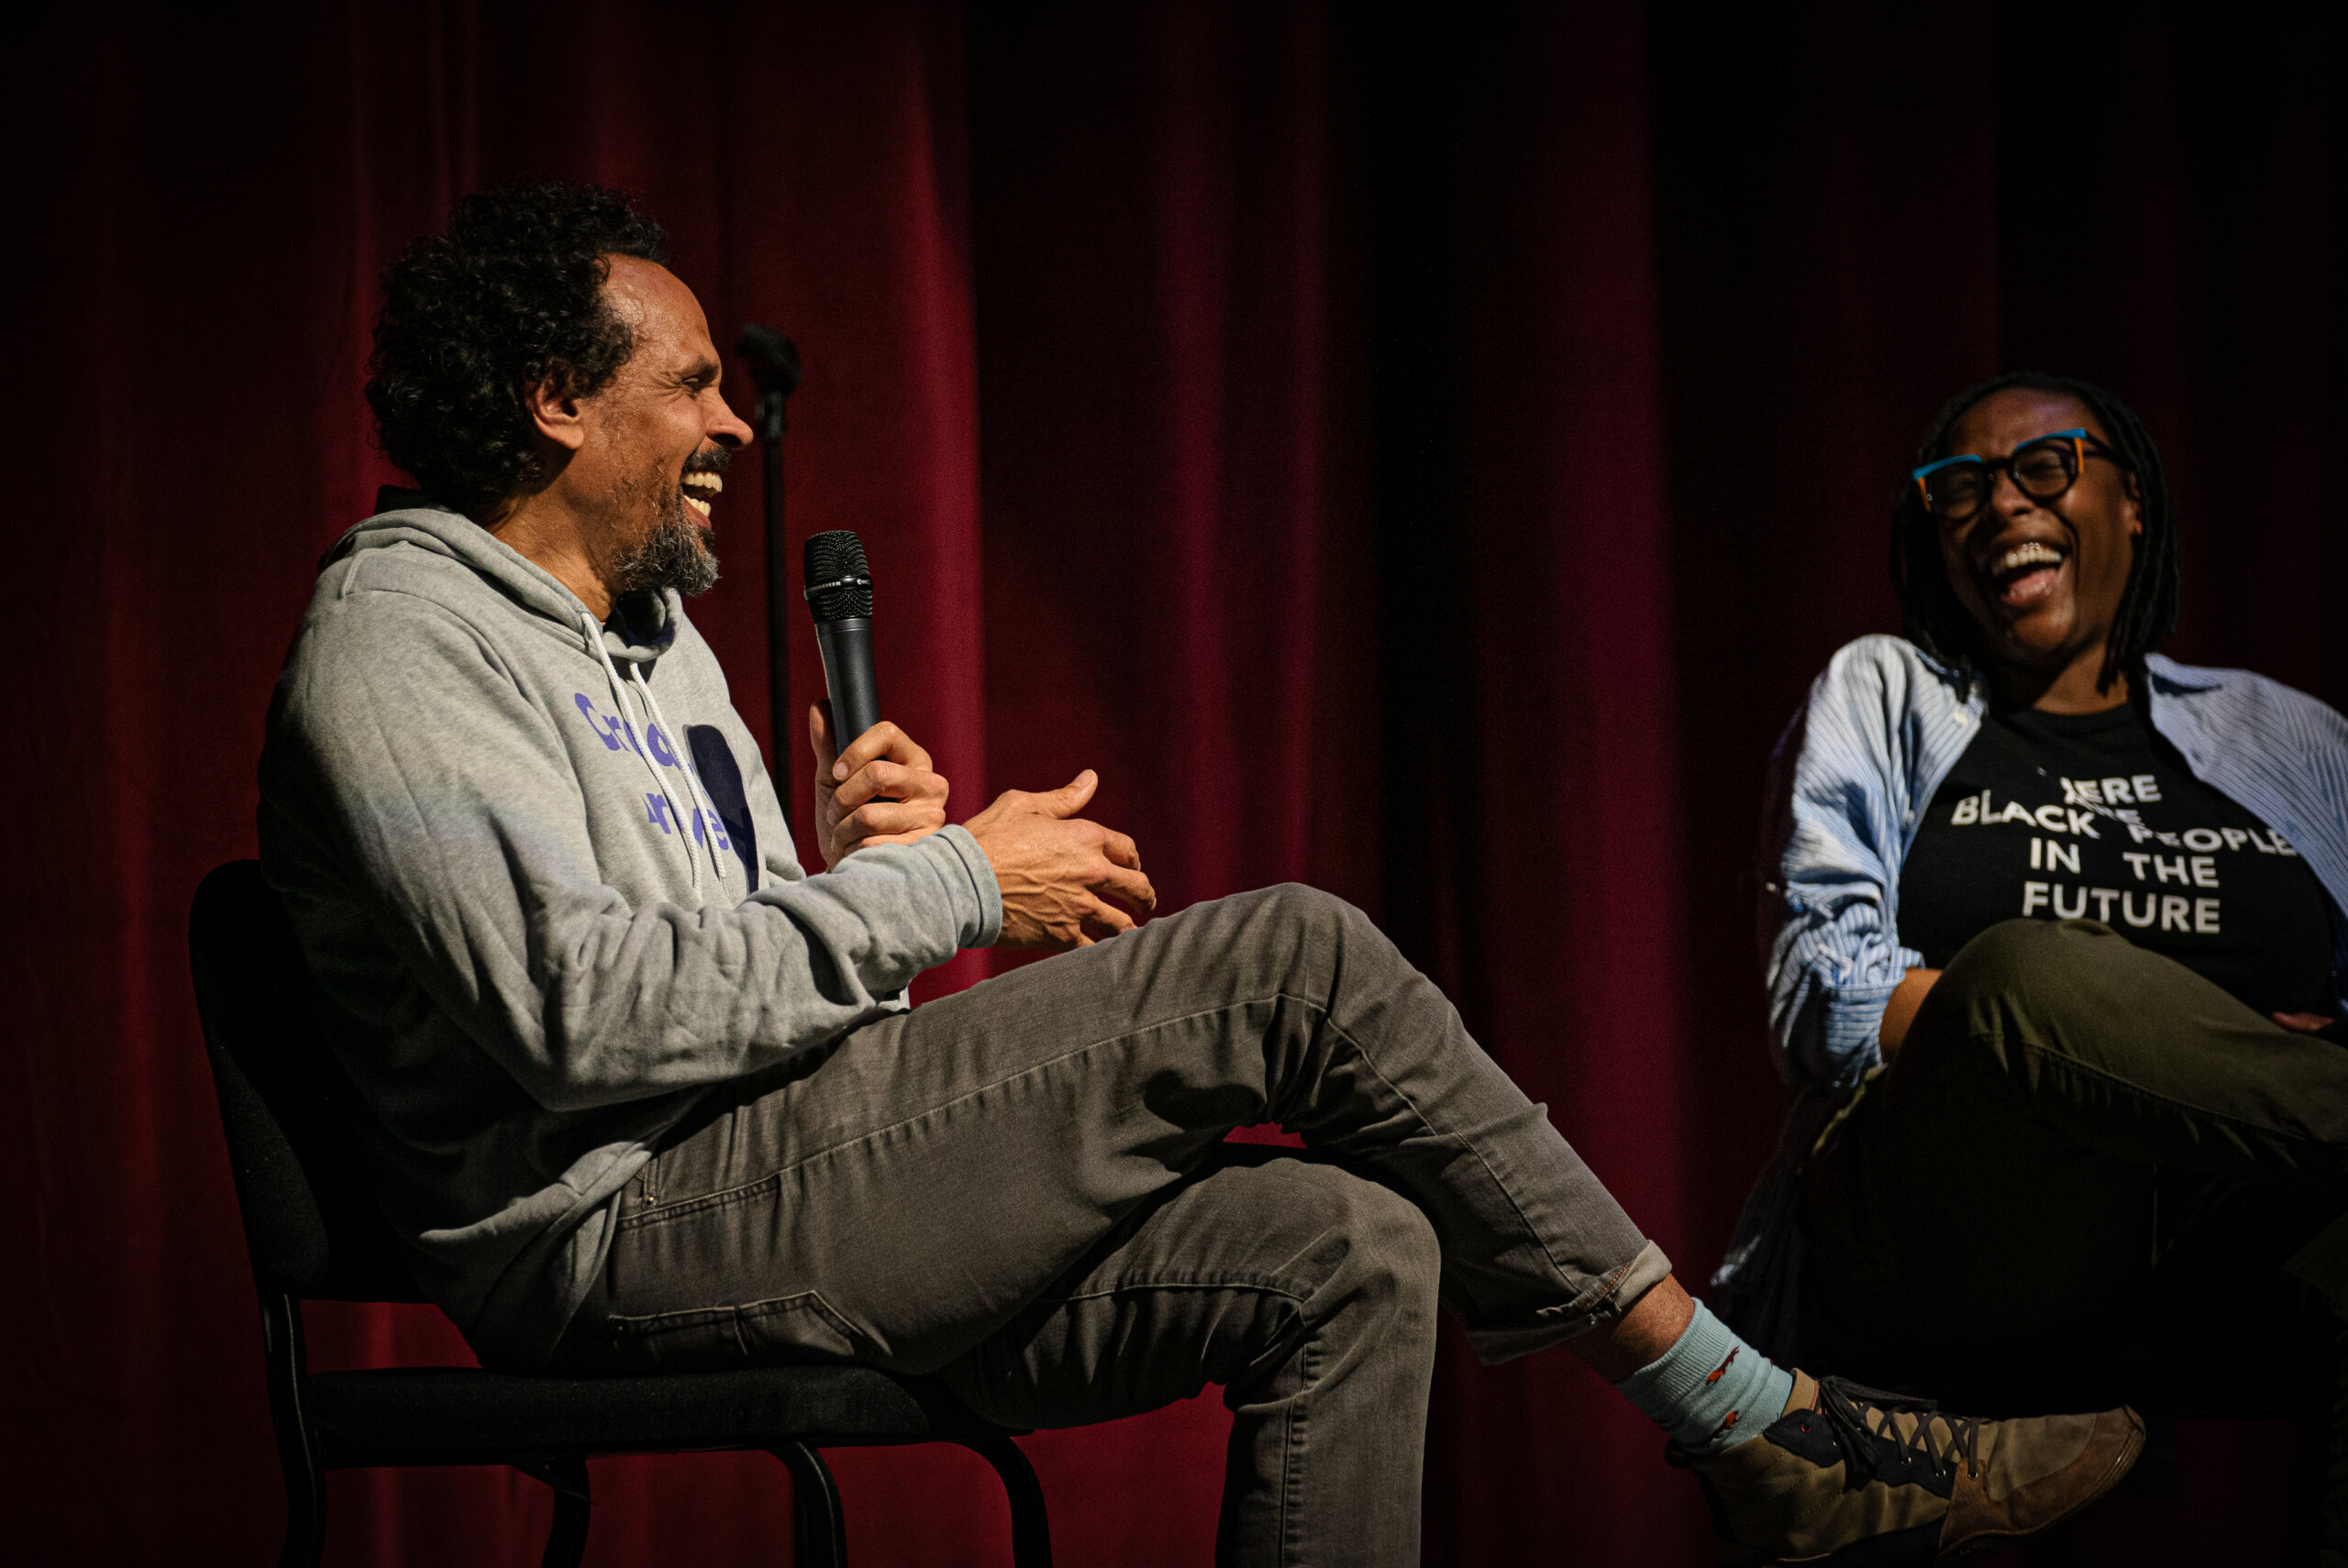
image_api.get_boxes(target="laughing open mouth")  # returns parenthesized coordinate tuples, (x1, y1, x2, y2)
(1989, 540, 2066, 605)
(681, 469, 722, 519)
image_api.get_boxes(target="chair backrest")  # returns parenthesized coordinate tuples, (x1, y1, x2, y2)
(189, 859, 426, 1303)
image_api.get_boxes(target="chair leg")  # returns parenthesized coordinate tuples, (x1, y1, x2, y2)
(515, 1456, 591, 1568)
(962, 1431, 1053, 1568)
(260, 1295, 327, 1568)
(276, 1479, 327, 1568)
(773, 1442, 847, 1568)
(274, 1448, 327, 1568)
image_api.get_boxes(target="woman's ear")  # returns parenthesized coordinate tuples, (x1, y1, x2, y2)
(2123, 471, 2145, 537)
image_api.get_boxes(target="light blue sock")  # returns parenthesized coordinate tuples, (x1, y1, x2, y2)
(1612, 1300, 1796, 1452)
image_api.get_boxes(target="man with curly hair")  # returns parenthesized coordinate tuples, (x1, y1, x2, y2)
(257, 180, 2143, 1564)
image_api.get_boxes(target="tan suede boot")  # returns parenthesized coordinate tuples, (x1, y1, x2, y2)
(1669, 1369, 2143, 1564)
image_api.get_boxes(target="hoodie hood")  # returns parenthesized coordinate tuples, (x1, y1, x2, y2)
(329, 498, 681, 669)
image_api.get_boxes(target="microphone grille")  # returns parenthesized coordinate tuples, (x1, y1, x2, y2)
(803, 531, 873, 622)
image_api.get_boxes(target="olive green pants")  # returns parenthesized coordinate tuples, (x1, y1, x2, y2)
(1800, 917, 2348, 1548)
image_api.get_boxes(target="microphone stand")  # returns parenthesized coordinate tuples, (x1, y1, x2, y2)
(735, 324, 803, 818)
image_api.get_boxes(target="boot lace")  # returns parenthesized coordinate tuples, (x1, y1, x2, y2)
(1812, 1375, 1980, 1488)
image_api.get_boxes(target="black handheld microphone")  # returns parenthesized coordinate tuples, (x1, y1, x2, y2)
(803, 530, 880, 755)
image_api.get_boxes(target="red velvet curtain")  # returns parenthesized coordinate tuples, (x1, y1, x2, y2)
(7, 3, 2340, 1562)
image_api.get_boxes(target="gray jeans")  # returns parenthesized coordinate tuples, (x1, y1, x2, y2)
(552, 884, 1667, 1565)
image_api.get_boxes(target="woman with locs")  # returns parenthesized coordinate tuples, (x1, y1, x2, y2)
(1723, 370, 2348, 1551)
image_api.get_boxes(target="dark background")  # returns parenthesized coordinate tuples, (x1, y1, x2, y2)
(6, 2, 2340, 1562)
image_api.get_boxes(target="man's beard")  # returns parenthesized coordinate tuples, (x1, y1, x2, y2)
(614, 502, 719, 598)
(613, 457, 723, 598)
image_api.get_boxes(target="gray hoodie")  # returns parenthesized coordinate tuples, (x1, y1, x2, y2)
(258, 503, 1002, 1369)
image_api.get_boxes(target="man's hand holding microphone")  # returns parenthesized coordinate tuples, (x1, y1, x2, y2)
(801, 527, 1154, 950)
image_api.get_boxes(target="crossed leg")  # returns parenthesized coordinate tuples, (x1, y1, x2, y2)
(1800, 917, 2348, 1548)
(1803, 915, 2348, 1383)
(552, 884, 1667, 1562)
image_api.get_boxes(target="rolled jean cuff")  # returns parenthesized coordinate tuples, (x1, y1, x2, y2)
(1466, 1239, 1674, 1365)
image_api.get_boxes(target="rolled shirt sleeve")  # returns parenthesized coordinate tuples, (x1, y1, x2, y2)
(1756, 636, 1973, 1088)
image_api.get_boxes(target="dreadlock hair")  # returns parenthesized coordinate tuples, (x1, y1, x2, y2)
(1889, 370, 2181, 693)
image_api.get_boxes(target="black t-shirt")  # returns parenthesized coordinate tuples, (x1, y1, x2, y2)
(1898, 700, 2335, 1017)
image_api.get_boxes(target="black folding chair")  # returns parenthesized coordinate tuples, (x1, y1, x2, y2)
(189, 859, 1053, 1568)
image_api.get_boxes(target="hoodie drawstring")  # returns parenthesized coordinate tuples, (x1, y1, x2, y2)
(629, 659, 727, 887)
(581, 610, 723, 895)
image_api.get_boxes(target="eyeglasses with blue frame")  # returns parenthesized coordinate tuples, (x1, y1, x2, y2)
(1911, 428, 2127, 523)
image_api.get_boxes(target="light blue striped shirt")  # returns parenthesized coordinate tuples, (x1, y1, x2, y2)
(1714, 634, 2348, 1347)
